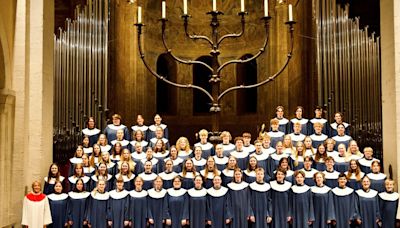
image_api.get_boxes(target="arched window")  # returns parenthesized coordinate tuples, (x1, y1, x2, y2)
(193, 56, 213, 114)
(236, 54, 257, 114)
(156, 54, 177, 115)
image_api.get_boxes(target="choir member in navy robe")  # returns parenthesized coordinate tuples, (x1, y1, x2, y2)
(218, 131, 236, 156)
(230, 137, 249, 170)
(149, 127, 171, 151)
(267, 141, 288, 178)
(249, 168, 272, 228)
(118, 148, 141, 175)
(110, 142, 122, 163)
(165, 146, 184, 173)
(270, 168, 292, 228)
(290, 170, 315, 228)
(129, 176, 148, 228)
(108, 177, 130, 228)
(131, 144, 147, 163)
(86, 180, 110, 228)
(323, 157, 340, 188)
(274, 157, 295, 183)
(67, 178, 90, 228)
(213, 144, 229, 171)
(138, 160, 158, 190)
(243, 156, 258, 184)
(22, 181, 52, 227)
(188, 175, 209, 228)
(115, 161, 135, 191)
(310, 122, 328, 148)
(194, 129, 215, 158)
(103, 114, 130, 142)
(153, 139, 170, 163)
(283, 135, 296, 155)
(130, 130, 149, 153)
(325, 138, 338, 158)
(378, 179, 399, 228)
(68, 164, 91, 192)
(304, 136, 316, 156)
(141, 147, 162, 174)
(329, 112, 350, 137)
(313, 144, 328, 171)
(159, 160, 178, 189)
(242, 132, 256, 154)
(273, 105, 290, 133)
(44, 163, 65, 195)
(193, 146, 207, 171)
(290, 141, 306, 171)
(354, 176, 381, 228)
(90, 144, 102, 166)
(289, 106, 310, 135)
(68, 146, 84, 177)
(200, 157, 221, 189)
(176, 136, 193, 160)
(346, 140, 364, 161)
(289, 122, 306, 145)
(261, 135, 276, 155)
(82, 136, 94, 155)
(131, 114, 149, 141)
(82, 154, 96, 177)
(91, 162, 114, 191)
(268, 119, 285, 148)
(147, 176, 168, 228)
(98, 134, 112, 153)
(300, 156, 318, 186)
(111, 129, 130, 150)
(222, 156, 238, 186)
(47, 181, 69, 228)
(310, 106, 329, 135)
(179, 158, 197, 189)
(227, 169, 254, 228)
(82, 117, 101, 146)
(332, 124, 352, 150)
(165, 176, 189, 228)
(358, 147, 379, 174)
(311, 172, 335, 228)
(367, 160, 386, 193)
(331, 173, 358, 228)
(334, 143, 350, 173)
(252, 140, 269, 173)
(100, 151, 118, 176)
(207, 175, 232, 228)
(148, 114, 169, 140)
(345, 159, 365, 190)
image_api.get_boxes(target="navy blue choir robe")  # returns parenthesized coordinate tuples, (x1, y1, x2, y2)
(243, 170, 256, 184)
(114, 173, 135, 191)
(179, 171, 195, 190)
(329, 122, 350, 137)
(221, 169, 234, 187)
(86, 191, 110, 228)
(355, 189, 381, 228)
(131, 125, 149, 141)
(131, 151, 147, 163)
(200, 170, 221, 189)
(100, 144, 112, 153)
(332, 135, 352, 150)
(290, 118, 310, 135)
(83, 166, 96, 178)
(270, 180, 292, 228)
(129, 189, 148, 228)
(158, 171, 178, 189)
(267, 131, 285, 148)
(105, 162, 118, 176)
(129, 140, 149, 152)
(188, 187, 209, 228)
(313, 157, 327, 171)
(104, 124, 130, 142)
(111, 139, 130, 151)
(90, 174, 114, 192)
(367, 173, 386, 193)
(138, 172, 158, 190)
(289, 133, 306, 146)
(266, 153, 288, 178)
(68, 176, 90, 192)
(345, 172, 365, 190)
(44, 176, 65, 195)
(227, 182, 254, 228)
(230, 150, 249, 170)
(218, 143, 235, 157)
(193, 157, 207, 171)
(289, 155, 304, 171)
(310, 133, 328, 149)
(213, 156, 228, 171)
(358, 157, 378, 174)
(68, 157, 83, 177)
(243, 144, 256, 154)
(67, 191, 90, 228)
(333, 155, 349, 173)
(141, 157, 162, 174)
(301, 168, 318, 187)
(194, 142, 215, 159)
(47, 193, 69, 228)
(249, 182, 271, 228)
(207, 186, 232, 228)
(310, 185, 335, 228)
(147, 188, 167, 228)
(108, 189, 130, 228)
(323, 170, 340, 188)
(290, 185, 315, 228)
(150, 137, 170, 150)
(261, 146, 276, 156)
(271, 117, 289, 134)
(177, 149, 193, 160)
(310, 118, 329, 135)
(164, 157, 183, 173)
(82, 128, 101, 146)
(251, 152, 269, 173)
(148, 124, 169, 140)
(165, 188, 189, 228)
(331, 186, 358, 228)
(153, 152, 170, 167)
(378, 191, 399, 228)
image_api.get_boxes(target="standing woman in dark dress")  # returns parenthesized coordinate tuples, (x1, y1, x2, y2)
(165, 176, 189, 228)
(47, 181, 69, 228)
(378, 179, 399, 228)
(147, 176, 167, 228)
(270, 168, 292, 228)
(188, 175, 209, 228)
(67, 178, 90, 228)
(129, 176, 148, 228)
(311, 172, 335, 228)
(108, 176, 130, 228)
(207, 175, 232, 227)
(44, 163, 65, 195)
(86, 179, 110, 228)
(249, 167, 272, 228)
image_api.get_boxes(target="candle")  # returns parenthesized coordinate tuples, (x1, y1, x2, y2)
(183, 0, 188, 15)
(264, 0, 268, 17)
(213, 0, 217, 11)
(241, 0, 245, 12)
(162, 1, 166, 19)
(137, 6, 142, 24)
(288, 4, 293, 21)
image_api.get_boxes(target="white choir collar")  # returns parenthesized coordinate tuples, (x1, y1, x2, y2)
(109, 189, 129, 199)
(270, 180, 292, 192)
(47, 193, 68, 201)
(82, 128, 101, 136)
(227, 182, 249, 191)
(366, 172, 387, 180)
(249, 182, 271, 192)
(148, 188, 167, 198)
(115, 173, 135, 182)
(91, 191, 110, 200)
(107, 124, 127, 131)
(159, 171, 178, 180)
(44, 176, 65, 184)
(311, 185, 331, 194)
(207, 186, 228, 197)
(188, 188, 207, 197)
(379, 192, 400, 201)
(139, 172, 157, 181)
(332, 187, 354, 196)
(167, 188, 187, 197)
(68, 191, 90, 199)
(291, 185, 311, 194)
(129, 189, 148, 198)
(356, 189, 378, 198)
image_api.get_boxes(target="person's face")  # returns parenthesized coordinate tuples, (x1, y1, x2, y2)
(371, 163, 380, 173)
(76, 181, 84, 191)
(255, 143, 262, 152)
(51, 165, 58, 175)
(234, 171, 242, 182)
(315, 109, 322, 117)
(99, 164, 107, 173)
(102, 153, 109, 161)
(33, 182, 41, 193)
(385, 181, 394, 192)
(314, 125, 322, 133)
(116, 181, 124, 190)
(243, 137, 251, 145)
(115, 144, 122, 151)
(156, 129, 163, 138)
(135, 179, 144, 189)
(154, 178, 163, 189)
(156, 140, 163, 149)
(318, 146, 325, 154)
(145, 162, 152, 172)
(295, 174, 305, 185)
(280, 160, 288, 169)
(116, 130, 124, 140)
(135, 145, 142, 153)
(235, 140, 243, 149)
(194, 177, 203, 188)
(256, 171, 264, 182)
(271, 123, 279, 131)
(94, 145, 101, 154)
(146, 149, 153, 158)
(216, 146, 223, 156)
(75, 167, 83, 175)
(262, 139, 270, 148)
(294, 124, 301, 133)
(135, 131, 143, 140)
(213, 176, 222, 188)
(296, 144, 304, 152)
(137, 115, 144, 125)
(88, 118, 95, 128)
(173, 178, 182, 189)
(337, 125, 345, 135)
(222, 136, 230, 143)
(194, 147, 202, 157)
(325, 159, 334, 169)
(113, 117, 121, 125)
(170, 148, 177, 158)
(334, 113, 342, 123)
(338, 177, 347, 187)
(304, 160, 312, 169)
(327, 142, 334, 151)
(121, 163, 129, 173)
(364, 150, 373, 158)
(179, 139, 187, 148)
(123, 150, 130, 159)
(165, 161, 173, 171)
(276, 171, 285, 182)
(83, 137, 89, 146)
(207, 158, 215, 169)
(200, 134, 208, 142)
(249, 158, 257, 168)
(98, 181, 106, 192)
(228, 157, 236, 167)
(185, 161, 193, 170)
(82, 156, 89, 164)
(295, 108, 302, 118)
(76, 147, 83, 157)
(315, 174, 324, 186)
(284, 136, 291, 145)
(338, 146, 346, 155)
(276, 108, 284, 118)
(304, 138, 312, 147)
(54, 182, 63, 193)
(99, 135, 106, 144)
(362, 178, 371, 190)
(154, 115, 162, 124)
(350, 161, 358, 170)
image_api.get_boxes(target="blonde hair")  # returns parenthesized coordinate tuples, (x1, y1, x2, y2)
(220, 131, 232, 141)
(345, 140, 362, 159)
(293, 141, 306, 167)
(176, 137, 191, 152)
(199, 129, 208, 136)
(182, 158, 197, 177)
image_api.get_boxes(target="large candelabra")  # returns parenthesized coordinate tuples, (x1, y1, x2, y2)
(135, 0, 296, 137)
